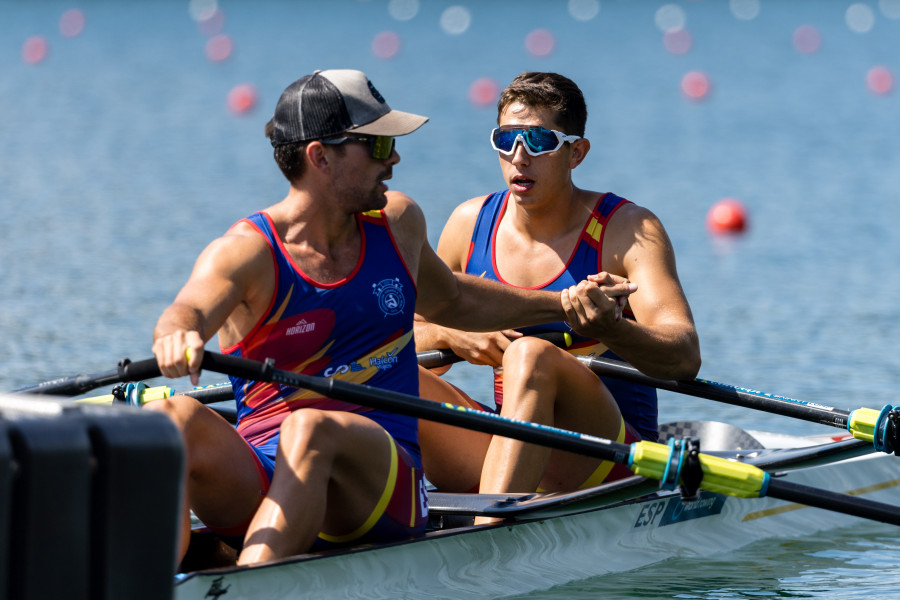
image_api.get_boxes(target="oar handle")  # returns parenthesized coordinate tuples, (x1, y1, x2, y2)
(416, 349, 461, 369)
(417, 331, 573, 370)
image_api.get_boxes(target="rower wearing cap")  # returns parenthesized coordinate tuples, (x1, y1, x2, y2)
(149, 69, 629, 565)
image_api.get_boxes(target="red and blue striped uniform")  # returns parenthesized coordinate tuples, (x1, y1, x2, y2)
(218, 210, 427, 545)
(464, 190, 659, 442)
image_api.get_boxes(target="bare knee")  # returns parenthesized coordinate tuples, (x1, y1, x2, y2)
(144, 394, 201, 430)
(503, 336, 562, 369)
(144, 396, 229, 477)
(501, 337, 566, 388)
(278, 409, 342, 461)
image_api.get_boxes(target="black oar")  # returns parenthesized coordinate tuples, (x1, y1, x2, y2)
(418, 346, 899, 455)
(573, 355, 899, 455)
(111, 351, 900, 528)
(11, 359, 145, 396)
(416, 331, 572, 369)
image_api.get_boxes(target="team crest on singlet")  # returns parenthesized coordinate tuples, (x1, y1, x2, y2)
(372, 278, 405, 317)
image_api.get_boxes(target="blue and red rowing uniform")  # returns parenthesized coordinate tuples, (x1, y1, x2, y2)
(464, 190, 660, 486)
(219, 210, 427, 547)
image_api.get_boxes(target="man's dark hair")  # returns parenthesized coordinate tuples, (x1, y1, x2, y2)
(496, 72, 587, 137)
(264, 119, 344, 185)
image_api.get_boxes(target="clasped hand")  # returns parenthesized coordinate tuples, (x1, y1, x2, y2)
(562, 272, 638, 338)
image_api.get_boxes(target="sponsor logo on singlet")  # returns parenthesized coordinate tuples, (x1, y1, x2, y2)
(286, 318, 316, 336)
(370, 348, 400, 370)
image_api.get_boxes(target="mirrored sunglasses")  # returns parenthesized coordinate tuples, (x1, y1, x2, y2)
(322, 135, 395, 160)
(490, 126, 581, 156)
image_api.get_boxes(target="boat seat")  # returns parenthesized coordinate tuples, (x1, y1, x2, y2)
(658, 420, 764, 451)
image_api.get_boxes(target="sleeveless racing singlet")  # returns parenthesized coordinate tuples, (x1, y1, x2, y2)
(221, 210, 421, 460)
(464, 190, 659, 442)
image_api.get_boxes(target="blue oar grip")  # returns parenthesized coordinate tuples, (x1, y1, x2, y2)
(874, 404, 898, 454)
(124, 381, 147, 406)
(660, 437, 685, 490)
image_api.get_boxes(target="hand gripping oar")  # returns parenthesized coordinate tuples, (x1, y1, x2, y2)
(113, 350, 900, 528)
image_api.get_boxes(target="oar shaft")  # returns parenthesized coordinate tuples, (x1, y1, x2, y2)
(578, 356, 853, 430)
(417, 331, 573, 370)
(416, 347, 852, 429)
(13, 368, 122, 396)
(765, 478, 900, 526)
(14, 357, 164, 397)
(197, 351, 630, 463)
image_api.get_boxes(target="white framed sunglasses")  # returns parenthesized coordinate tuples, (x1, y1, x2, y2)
(490, 126, 581, 156)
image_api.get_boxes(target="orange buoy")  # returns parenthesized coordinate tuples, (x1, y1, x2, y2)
(707, 198, 748, 234)
(681, 70, 711, 101)
(227, 84, 257, 115)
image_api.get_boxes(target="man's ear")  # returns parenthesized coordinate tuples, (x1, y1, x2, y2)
(306, 141, 331, 173)
(569, 138, 590, 169)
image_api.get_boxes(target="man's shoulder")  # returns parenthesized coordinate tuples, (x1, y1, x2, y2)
(603, 199, 670, 251)
(207, 220, 272, 263)
(454, 195, 491, 217)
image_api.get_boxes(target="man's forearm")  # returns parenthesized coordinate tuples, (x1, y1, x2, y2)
(153, 303, 209, 342)
(427, 274, 562, 333)
(595, 319, 701, 380)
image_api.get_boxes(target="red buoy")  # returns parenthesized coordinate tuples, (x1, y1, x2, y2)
(372, 31, 401, 60)
(663, 28, 692, 55)
(525, 28, 556, 57)
(681, 70, 711, 101)
(866, 66, 894, 96)
(59, 9, 86, 38)
(205, 34, 232, 62)
(227, 84, 257, 115)
(792, 25, 821, 54)
(22, 36, 48, 65)
(468, 77, 500, 108)
(707, 198, 748, 234)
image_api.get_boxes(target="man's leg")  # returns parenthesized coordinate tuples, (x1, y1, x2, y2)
(145, 396, 266, 561)
(478, 337, 623, 497)
(417, 366, 491, 491)
(238, 409, 416, 565)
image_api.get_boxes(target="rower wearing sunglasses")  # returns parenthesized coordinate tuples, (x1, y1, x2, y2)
(149, 69, 630, 566)
(415, 72, 701, 519)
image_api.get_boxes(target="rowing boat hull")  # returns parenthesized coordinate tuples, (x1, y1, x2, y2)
(174, 436, 900, 600)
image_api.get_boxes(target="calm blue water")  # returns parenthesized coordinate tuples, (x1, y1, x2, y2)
(2, 0, 900, 597)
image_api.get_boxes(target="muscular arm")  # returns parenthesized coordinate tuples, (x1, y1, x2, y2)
(386, 192, 630, 337)
(411, 198, 520, 365)
(152, 229, 272, 383)
(563, 205, 700, 380)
